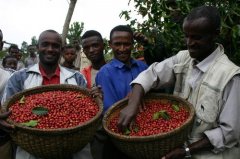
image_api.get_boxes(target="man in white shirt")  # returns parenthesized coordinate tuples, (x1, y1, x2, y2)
(0, 29, 13, 159)
(118, 5, 240, 159)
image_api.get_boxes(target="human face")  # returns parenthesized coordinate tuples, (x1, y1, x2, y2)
(28, 46, 36, 55)
(9, 48, 19, 59)
(4, 57, 17, 70)
(183, 17, 218, 61)
(63, 48, 76, 63)
(109, 31, 133, 65)
(37, 31, 62, 65)
(82, 36, 104, 63)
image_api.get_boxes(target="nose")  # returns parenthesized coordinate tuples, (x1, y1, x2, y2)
(186, 37, 194, 46)
(47, 44, 55, 52)
(119, 44, 124, 51)
(89, 46, 94, 52)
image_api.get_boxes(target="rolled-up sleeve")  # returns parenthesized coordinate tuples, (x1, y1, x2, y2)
(204, 75, 240, 153)
(131, 56, 177, 93)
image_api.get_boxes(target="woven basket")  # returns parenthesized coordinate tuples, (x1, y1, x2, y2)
(3, 84, 103, 159)
(103, 93, 195, 159)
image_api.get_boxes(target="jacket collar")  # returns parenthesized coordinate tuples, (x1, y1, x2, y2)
(27, 63, 77, 80)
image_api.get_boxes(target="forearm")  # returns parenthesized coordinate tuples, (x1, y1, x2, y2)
(128, 84, 145, 108)
(188, 136, 213, 154)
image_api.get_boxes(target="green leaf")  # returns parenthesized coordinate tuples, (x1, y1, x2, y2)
(133, 126, 139, 133)
(172, 104, 180, 112)
(124, 128, 131, 135)
(32, 106, 48, 116)
(21, 120, 38, 127)
(153, 112, 160, 120)
(159, 110, 170, 120)
(19, 96, 25, 104)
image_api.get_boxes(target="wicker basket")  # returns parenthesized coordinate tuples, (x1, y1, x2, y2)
(3, 84, 103, 159)
(103, 93, 195, 159)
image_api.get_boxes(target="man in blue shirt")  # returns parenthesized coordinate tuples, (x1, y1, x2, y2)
(96, 25, 148, 113)
(94, 25, 148, 159)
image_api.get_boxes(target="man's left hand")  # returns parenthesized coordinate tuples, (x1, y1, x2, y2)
(90, 85, 103, 100)
(161, 147, 185, 159)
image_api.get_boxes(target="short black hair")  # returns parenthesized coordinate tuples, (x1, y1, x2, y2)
(2, 55, 17, 67)
(184, 5, 221, 30)
(63, 44, 76, 53)
(109, 25, 133, 41)
(81, 30, 103, 42)
(8, 44, 19, 53)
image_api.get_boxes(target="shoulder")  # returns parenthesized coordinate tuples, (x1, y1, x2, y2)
(134, 59, 148, 67)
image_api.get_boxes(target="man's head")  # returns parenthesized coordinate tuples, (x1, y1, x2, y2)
(81, 30, 105, 64)
(37, 30, 62, 66)
(0, 29, 3, 51)
(183, 5, 220, 61)
(27, 45, 37, 56)
(8, 44, 19, 59)
(2, 55, 18, 70)
(62, 44, 77, 64)
(109, 25, 134, 65)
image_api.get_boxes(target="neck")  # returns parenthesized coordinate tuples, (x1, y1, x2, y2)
(92, 60, 106, 70)
(30, 53, 36, 58)
(40, 62, 58, 77)
(62, 61, 75, 68)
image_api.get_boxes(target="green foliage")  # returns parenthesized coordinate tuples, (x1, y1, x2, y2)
(66, 21, 84, 44)
(120, 0, 240, 65)
(31, 36, 38, 46)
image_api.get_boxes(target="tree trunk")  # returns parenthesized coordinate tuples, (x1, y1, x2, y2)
(62, 0, 77, 45)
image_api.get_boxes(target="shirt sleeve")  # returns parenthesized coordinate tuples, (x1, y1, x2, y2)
(95, 70, 119, 112)
(131, 56, 177, 93)
(204, 75, 240, 153)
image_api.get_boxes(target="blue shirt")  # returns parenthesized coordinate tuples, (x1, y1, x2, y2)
(95, 58, 148, 113)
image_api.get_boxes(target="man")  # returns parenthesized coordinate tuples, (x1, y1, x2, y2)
(0, 29, 13, 159)
(72, 39, 91, 71)
(2, 55, 18, 73)
(24, 45, 39, 67)
(118, 6, 240, 159)
(81, 30, 106, 88)
(8, 44, 24, 70)
(0, 29, 101, 159)
(95, 25, 149, 159)
(96, 25, 148, 113)
(61, 44, 79, 70)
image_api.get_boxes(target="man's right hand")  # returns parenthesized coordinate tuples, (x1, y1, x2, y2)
(117, 84, 145, 132)
(0, 111, 14, 133)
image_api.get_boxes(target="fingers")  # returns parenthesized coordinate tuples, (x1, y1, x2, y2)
(133, 32, 149, 44)
(90, 85, 103, 99)
(0, 120, 14, 133)
(0, 111, 15, 133)
(117, 111, 132, 132)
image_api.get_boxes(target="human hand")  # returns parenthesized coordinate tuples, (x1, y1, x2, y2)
(161, 147, 185, 159)
(0, 111, 14, 133)
(133, 32, 149, 45)
(90, 85, 103, 100)
(117, 102, 139, 132)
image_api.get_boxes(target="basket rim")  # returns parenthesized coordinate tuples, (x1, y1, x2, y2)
(3, 84, 103, 134)
(102, 93, 195, 142)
